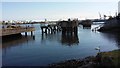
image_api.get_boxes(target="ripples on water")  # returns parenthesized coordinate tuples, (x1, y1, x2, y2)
(1, 24, 120, 66)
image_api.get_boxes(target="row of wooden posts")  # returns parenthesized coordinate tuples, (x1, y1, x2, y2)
(41, 25, 61, 34)
(41, 20, 79, 35)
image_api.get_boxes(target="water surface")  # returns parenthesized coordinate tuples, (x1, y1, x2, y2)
(1, 24, 120, 66)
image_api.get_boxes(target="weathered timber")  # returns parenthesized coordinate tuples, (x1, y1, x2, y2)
(58, 19, 78, 35)
(1, 27, 35, 36)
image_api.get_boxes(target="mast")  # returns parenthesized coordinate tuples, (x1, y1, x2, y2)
(99, 12, 102, 19)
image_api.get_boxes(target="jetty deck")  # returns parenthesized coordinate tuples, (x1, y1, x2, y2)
(0, 27, 35, 36)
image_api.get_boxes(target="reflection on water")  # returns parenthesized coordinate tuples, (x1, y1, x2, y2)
(41, 32, 79, 46)
(61, 33, 79, 46)
(101, 32, 120, 48)
(2, 35, 35, 49)
(41, 32, 61, 45)
(2, 24, 120, 66)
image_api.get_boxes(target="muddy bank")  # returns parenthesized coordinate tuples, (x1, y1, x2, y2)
(49, 49, 120, 68)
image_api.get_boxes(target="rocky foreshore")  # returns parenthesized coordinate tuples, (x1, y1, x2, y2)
(49, 56, 95, 68)
(49, 49, 120, 68)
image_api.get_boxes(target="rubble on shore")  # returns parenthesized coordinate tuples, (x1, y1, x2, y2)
(49, 49, 120, 68)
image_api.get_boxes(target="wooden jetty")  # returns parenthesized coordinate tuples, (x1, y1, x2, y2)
(80, 20, 92, 29)
(40, 24, 61, 34)
(40, 19, 78, 35)
(59, 19, 78, 35)
(0, 26, 35, 36)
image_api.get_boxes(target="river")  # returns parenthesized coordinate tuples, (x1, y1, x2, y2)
(1, 24, 120, 66)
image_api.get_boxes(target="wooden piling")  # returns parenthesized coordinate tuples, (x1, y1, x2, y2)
(1, 27, 35, 36)
(31, 31, 33, 36)
(58, 19, 78, 36)
(25, 32, 27, 36)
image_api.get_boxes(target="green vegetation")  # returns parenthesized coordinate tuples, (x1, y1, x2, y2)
(100, 49, 120, 68)
(49, 49, 120, 68)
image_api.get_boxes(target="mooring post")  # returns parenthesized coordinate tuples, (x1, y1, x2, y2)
(41, 27, 44, 34)
(31, 31, 33, 36)
(45, 28, 47, 34)
(50, 27, 53, 34)
(25, 32, 27, 37)
(74, 27, 78, 35)
(48, 28, 50, 33)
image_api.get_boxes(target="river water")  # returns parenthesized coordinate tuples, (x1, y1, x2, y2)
(1, 24, 120, 66)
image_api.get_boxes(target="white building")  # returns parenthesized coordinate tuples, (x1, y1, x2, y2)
(118, 1, 120, 13)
